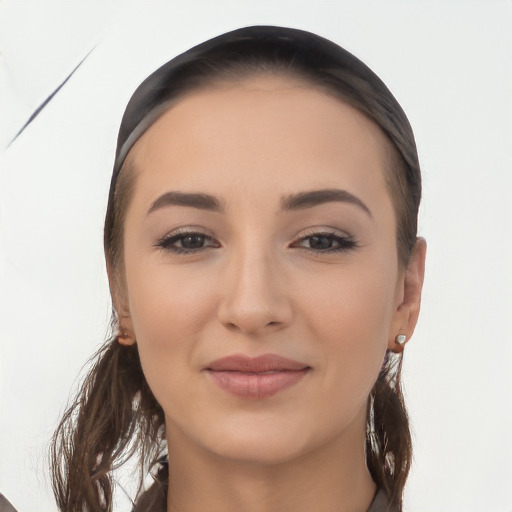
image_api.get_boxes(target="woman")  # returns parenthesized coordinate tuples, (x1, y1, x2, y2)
(51, 25, 425, 512)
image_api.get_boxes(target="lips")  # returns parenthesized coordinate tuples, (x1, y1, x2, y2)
(205, 354, 311, 399)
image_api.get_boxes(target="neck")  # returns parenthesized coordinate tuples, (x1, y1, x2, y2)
(165, 419, 376, 512)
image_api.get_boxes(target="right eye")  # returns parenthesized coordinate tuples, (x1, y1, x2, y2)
(155, 231, 220, 254)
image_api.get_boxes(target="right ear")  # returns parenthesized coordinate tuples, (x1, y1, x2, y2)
(106, 258, 135, 346)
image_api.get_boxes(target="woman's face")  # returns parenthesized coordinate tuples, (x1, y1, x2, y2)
(120, 76, 413, 464)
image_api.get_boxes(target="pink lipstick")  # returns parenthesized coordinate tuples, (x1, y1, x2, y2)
(205, 354, 311, 399)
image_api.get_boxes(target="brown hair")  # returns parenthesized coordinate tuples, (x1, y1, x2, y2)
(51, 25, 421, 511)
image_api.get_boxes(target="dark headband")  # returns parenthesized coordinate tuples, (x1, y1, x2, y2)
(112, 25, 415, 174)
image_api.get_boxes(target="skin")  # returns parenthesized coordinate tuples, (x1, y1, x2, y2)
(115, 76, 426, 512)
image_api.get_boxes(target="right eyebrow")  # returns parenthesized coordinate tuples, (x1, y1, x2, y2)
(147, 191, 224, 215)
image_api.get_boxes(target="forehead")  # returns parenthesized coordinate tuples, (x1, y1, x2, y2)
(126, 75, 391, 210)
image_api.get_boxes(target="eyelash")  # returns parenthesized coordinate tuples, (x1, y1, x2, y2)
(155, 230, 219, 254)
(290, 231, 358, 253)
(155, 230, 357, 255)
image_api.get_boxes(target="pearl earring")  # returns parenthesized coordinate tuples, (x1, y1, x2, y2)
(395, 334, 407, 345)
(118, 330, 130, 342)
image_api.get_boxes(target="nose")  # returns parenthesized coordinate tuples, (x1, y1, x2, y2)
(217, 246, 293, 335)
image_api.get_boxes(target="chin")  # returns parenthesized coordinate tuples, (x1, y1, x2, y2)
(165, 408, 315, 466)
(206, 432, 311, 466)
(196, 411, 330, 466)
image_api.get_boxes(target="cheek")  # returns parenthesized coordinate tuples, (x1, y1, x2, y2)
(126, 261, 216, 341)
(295, 260, 398, 394)
(298, 258, 398, 334)
(122, 261, 220, 400)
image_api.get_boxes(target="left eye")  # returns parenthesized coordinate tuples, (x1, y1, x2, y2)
(292, 233, 356, 252)
(156, 232, 219, 253)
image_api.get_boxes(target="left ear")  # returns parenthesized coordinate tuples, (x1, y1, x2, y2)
(388, 238, 427, 353)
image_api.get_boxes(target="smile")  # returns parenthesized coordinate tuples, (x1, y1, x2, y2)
(205, 354, 311, 399)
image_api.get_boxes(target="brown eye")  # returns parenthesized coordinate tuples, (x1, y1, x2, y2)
(292, 232, 357, 253)
(156, 231, 220, 254)
(308, 235, 336, 250)
(180, 234, 207, 249)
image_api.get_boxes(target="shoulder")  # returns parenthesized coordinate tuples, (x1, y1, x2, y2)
(132, 459, 168, 512)
(132, 484, 166, 512)
(0, 493, 18, 512)
(367, 489, 400, 512)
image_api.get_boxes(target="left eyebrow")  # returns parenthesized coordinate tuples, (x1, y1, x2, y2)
(281, 188, 372, 217)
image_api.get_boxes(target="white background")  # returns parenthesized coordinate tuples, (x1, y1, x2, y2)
(1, 1, 511, 511)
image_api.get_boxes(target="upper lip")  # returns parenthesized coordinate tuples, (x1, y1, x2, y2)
(206, 354, 310, 373)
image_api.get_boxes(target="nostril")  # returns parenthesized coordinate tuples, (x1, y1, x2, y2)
(221, 319, 285, 334)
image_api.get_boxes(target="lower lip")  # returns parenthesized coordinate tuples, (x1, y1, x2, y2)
(207, 369, 310, 399)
